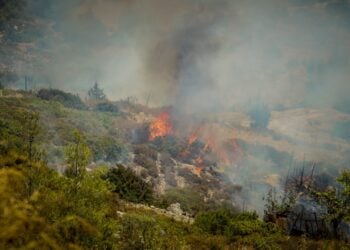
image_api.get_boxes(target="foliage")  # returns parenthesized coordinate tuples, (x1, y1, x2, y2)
(160, 187, 207, 215)
(95, 101, 119, 114)
(117, 212, 187, 249)
(194, 207, 284, 249)
(88, 82, 106, 101)
(312, 170, 350, 237)
(2, 89, 350, 248)
(91, 136, 125, 162)
(0, 96, 126, 164)
(18, 110, 41, 160)
(194, 207, 237, 235)
(0, 153, 116, 249)
(0, 0, 25, 28)
(37, 88, 86, 110)
(150, 135, 184, 158)
(64, 130, 91, 179)
(263, 188, 295, 223)
(105, 164, 154, 203)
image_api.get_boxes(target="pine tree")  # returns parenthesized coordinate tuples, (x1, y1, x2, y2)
(88, 82, 106, 101)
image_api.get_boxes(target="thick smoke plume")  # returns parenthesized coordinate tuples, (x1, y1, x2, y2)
(21, 0, 350, 113)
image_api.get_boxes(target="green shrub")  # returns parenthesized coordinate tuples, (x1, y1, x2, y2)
(95, 102, 120, 114)
(105, 164, 154, 203)
(37, 88, 86, 110)
(161, 187, 206, 215)
(194, 207, 236, 235)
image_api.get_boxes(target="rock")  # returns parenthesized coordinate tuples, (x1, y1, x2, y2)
(167, 203, 183, 216)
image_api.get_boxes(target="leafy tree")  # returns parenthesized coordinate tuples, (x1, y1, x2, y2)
(64, 130, 91, 179)
(312, 170, 350, 237)
(88, 82, 106, 101)
(105, 164, 153, 203)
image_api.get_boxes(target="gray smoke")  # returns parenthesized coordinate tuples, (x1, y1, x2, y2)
(18, 0, 350, 113)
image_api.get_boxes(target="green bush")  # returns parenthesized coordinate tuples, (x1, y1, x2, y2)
(37, 88, 86, 110)
(105, 164, 154, 203)
(194, 207, 236, 235)
(95, 102, 120, 114)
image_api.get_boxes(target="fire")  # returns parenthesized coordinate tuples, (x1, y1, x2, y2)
(194, 166, 203, 177)
(149, 112, 173, 140)
(188, 133, 198, 145)
(191, 126, 243, 167)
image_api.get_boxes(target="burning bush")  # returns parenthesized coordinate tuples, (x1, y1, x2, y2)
(149, 111, 173, 140)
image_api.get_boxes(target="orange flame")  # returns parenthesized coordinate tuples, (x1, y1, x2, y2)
(149, 112, 173, 140)
(194, 166, 203, 177)
(188, 133, 198, 145)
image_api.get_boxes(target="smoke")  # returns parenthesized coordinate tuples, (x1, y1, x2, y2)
(17, 0, 350, 112)
(4, 0, 350, 212)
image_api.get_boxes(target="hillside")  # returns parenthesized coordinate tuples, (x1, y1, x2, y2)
(2, 89, 350, 212)
(1, 88, 350, 248)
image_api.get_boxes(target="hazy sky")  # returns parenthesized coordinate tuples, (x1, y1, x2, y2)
(30, 0, 350, 112)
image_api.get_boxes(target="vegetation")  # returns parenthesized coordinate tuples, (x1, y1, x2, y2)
(0, 0, 25, 28)
(0, 88, 350, 248)
(105, 164, 154, 203)
(88, 82, 106, 101)
(37, 88, 87, 110)
(95, 101, 120, 113)
(64, 130, 91, 178)
(312, 170, 350, 238)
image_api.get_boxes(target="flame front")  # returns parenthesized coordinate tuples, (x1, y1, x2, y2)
(149, 112, 173, 140)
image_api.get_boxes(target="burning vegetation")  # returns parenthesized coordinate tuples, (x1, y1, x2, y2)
(149, 111, 174, 140)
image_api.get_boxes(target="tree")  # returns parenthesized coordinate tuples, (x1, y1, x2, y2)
(18, 110, 40, 160)
(64, 130, 91, 179)
(312, 170, 350, 238)
(88, 82, 106, 101)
